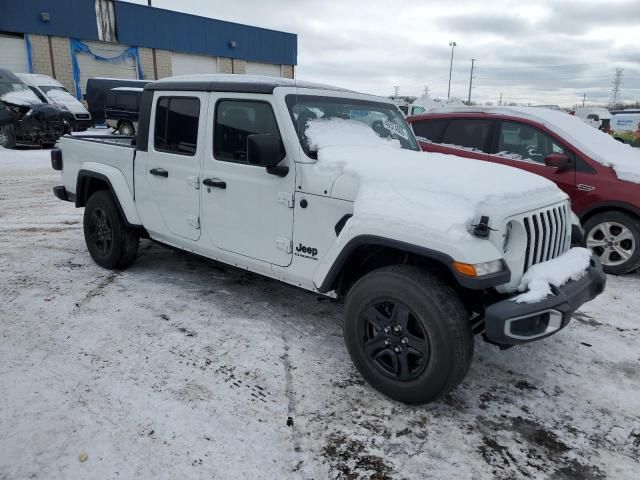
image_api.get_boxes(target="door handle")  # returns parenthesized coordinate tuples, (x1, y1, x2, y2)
(149, 168, 168, 178)
(203, 178, 226, 189)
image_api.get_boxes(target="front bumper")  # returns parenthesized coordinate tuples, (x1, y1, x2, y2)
(483, 255, 606, 346)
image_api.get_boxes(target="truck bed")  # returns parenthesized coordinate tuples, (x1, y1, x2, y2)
(59, 135, 137, 198)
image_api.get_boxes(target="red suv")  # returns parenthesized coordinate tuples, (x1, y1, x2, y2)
(407, 107, 640, 274)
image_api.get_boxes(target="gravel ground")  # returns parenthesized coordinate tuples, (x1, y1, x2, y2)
(1, 146, 639, 480)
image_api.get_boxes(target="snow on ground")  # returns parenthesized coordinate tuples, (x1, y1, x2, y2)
(1, 147, 639, 480)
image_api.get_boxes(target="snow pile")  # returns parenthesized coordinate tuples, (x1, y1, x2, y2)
(508, 107, 640, 183)
(514, 247, 592, 303)
(0, 89, 41, 106)
(306, 118, 559, 241)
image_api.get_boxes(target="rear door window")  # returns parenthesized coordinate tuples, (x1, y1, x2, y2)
(497, 121, 566, 163)
(411, 119, 448, 142)
(154, 96, 200, 156)
(441, 119, 492, 152)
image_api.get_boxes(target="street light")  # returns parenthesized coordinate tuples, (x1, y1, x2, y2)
(447, 41, 457, 99)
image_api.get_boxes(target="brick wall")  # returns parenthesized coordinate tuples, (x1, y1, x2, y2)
(28, 34, 54, 77)
(232, 58, 246, 74)
(281, 65, 294, 79)
(154, 49, 172, 79)
(138, 47, 155, 80)
(49, 36, 75, 95)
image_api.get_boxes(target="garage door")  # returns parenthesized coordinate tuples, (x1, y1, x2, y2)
(171, 53, 218, 76)
(76, 41, 138, 96)
(246, 61, 281, 77)
(0, 34, 28, 73)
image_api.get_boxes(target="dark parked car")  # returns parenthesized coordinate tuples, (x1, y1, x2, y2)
(105, 87, 143, 135)
(407, 107, 640, 275)
(85, 78, 149, 126)
(0, 68, 65, 149)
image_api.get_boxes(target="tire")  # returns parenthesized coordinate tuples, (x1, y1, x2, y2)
(119, 122, 135, 136)
(584, 211, 640, 275)
(343, 265, 473, 404)
(0, 125, 16, 149)
(83, 190, 139, 269)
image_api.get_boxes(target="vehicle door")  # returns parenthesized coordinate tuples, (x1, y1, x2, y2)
(486, 120, 576, 197)
(137, 92, 206, 241)
(412, 117, 493, 161)
(200, 95, 295, 267)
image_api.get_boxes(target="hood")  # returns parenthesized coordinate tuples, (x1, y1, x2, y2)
(0, 89, 42, 107)
(308, 118, 563, 241)
(45, 89, 89, 115)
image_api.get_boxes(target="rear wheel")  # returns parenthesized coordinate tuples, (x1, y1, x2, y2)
(584, 211, 640, 274)
(0, 125, 16, 149)
(83, 190, 139, 269)
(343, 265, 473, 404)
(118, 121, 135, 136)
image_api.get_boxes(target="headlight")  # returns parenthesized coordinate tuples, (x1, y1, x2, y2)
(453, 259, 504, 277)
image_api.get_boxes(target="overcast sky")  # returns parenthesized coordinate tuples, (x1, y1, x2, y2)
(125, 0, 640, 106)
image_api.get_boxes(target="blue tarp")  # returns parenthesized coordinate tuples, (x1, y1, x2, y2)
(70, 38, 143, 99)
(25, 34, 33, 73)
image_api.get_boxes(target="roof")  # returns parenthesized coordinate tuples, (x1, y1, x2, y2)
(15, 73, 63, 87)
(411, 106, 574, 125)
(145, 74, 354, 94)
(0, 0, 297, 66)
(0, 68, 23, 84)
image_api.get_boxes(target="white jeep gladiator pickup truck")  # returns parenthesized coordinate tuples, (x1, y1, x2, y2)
(52, 75, 605, 404)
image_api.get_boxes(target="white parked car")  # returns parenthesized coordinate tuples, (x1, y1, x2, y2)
(573, 107, 611, 131)
(16, 73, 92, 132)
(51, 75, 605, 404)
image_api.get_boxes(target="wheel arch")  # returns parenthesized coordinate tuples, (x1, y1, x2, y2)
(316, 235, 510, 296)
(76, 169, 142, 227)
(579, 202, 640, 225)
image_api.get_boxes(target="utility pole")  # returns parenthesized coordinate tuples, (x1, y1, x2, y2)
(447, 41, 457, 99)
(467, 58, 476, 104)
(582, 93, 586, 107)
(499, 92, 502, 106)
(609, 68, 624, 108)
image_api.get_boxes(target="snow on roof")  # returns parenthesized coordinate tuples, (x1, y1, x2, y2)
(158, 73, 354, 92)
(435, 106, 640, 183)
(15, 73, 63, 88)
(306, 118, 559, 242)
(110, 87, 144, 92)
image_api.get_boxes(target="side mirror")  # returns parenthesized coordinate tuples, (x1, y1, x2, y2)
(247, 134, 288, 177)
(544, 153, 571, 171)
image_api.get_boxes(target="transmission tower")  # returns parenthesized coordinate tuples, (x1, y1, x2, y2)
(609, 68, 624, 107)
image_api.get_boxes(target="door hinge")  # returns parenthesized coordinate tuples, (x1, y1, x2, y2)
(276, 237, 292, 254)
(188, 176, 200, 189)
(277, 191, 295, 208)
(187, 215, 200, 229)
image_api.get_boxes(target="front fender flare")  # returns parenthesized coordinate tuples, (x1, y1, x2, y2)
(76, 164, 142, 226)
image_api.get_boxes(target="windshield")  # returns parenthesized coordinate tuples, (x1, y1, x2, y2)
(40, 85, 70, 94)
(0, 82, 31, 96)
(286, 94, 419, 156)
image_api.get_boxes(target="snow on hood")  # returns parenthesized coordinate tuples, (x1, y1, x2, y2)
(306, 118, 560, 241)
(0, 89, 41, 106)
(509, 107, 640, 184)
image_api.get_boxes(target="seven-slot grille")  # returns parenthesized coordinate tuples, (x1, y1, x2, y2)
(522, 203, 570, 272)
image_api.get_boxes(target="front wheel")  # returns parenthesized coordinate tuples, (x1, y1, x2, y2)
(0, 125, 16, 149)
(343, 265, 473, 404)
(584, 212, 640, 274)
(83, 190, 140, 269)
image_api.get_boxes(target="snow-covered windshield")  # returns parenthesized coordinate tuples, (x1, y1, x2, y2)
(40, 85, 70, 95)
(0, 82, 41, 105)
(286, 94, 419, 156)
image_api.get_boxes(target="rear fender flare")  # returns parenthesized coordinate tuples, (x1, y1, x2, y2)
(76, 164, 141, 226)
